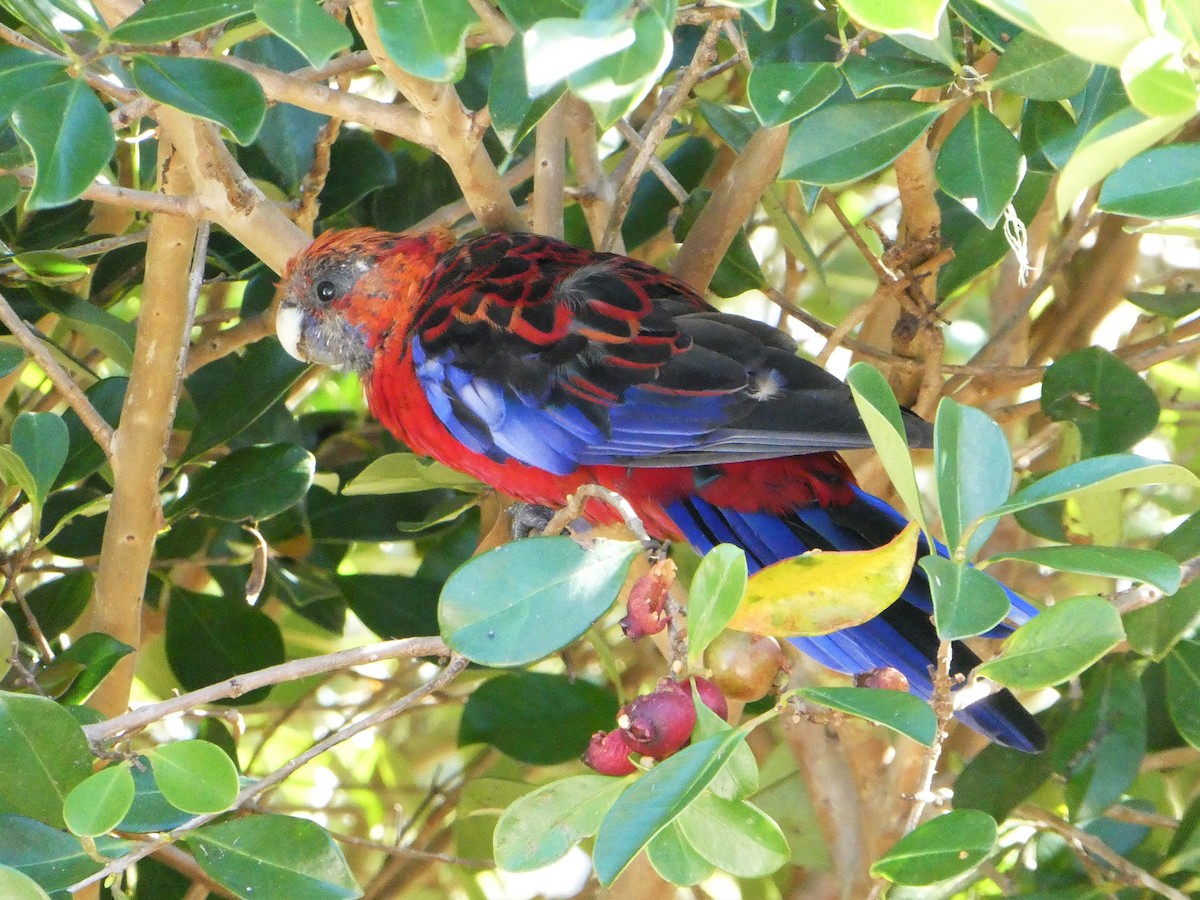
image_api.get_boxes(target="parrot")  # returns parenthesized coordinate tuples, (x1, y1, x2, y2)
(275, 226, 1046, 753)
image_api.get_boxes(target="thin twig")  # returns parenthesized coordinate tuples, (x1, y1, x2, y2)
(614, 120, 690, 204)
(0, 167, 200, 217)
(84, 635, 451, 743)
(0, 288, 115, 459)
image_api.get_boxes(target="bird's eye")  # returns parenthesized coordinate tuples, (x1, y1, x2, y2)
(316, 280, 338, 303)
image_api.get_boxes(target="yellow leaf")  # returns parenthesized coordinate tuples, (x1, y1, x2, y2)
(729, 523, 919, 636)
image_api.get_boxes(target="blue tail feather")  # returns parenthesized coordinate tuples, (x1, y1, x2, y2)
(665, 491, 1046, 753)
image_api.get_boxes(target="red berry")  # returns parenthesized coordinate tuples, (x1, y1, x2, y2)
(704, 630, 786, 702)
(855, 667, 910, 692)
(618, 682, 696, 759)
(583, 729, 637, 775)
(690, 676, 729, 721)
(620, 558, 676, 640)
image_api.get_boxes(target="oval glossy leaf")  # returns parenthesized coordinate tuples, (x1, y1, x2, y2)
(731, 523, 919, 637)
(440, 536, 640, 666)
(459, 671, 617, 764)
(12, 412, 68, 510)
(12, 251, 90, 286)
(920, 556, 1011, 640)
(11, 80, 115, 211)
(975, 596, 1124, 689)
(372, 0, 478, 83)
(871, 809, 997, 884)
(175, 443, 315, 522)
(794, 686, 937, 746)
(841, 53, 955, 97)
(676, 792, 789, 878)
(254, 0, 352, 68)
(494, 774, 628, 872)
(568, 8, 671, 129)
(63, 765, 135, 838)
(1166, 640, 1200, 749)
(846, 363, 929, 532)
(988, 545, 1181, 594)
(523, 16, 634, 97)
(342, 452, 481, 495)
(118, 755, 192, 833)
(110, 0, 254, 43)
(934, 397, 1011, 557)
(1125, 581, 1200, 661)
(0, 815, 126, 891)
(0, 48, 67, 120)
(838, 0, 948, 38)
(988, 455, 1200, 519)
(747, 62, 841, 127)
(43, 633, 134, 706)
(0, 864, 50, 900)
(186, 814, 359, 899)
(988, 31, 1093, 100)
(1041, 347, 1159, 455)
(934, 104, 1021, 228)
(593, 728, 751, 886)
(0, 692, 92, 828)
(1099, 143, 1200, 218)
(147, 740, 239, 815)
(687, 544, 748, 669)
(165, 589, 285, 704)
(780, 100, 946, 185)
(130, 55, 266, 145)
(1121, 37, 1198, 118)
(646, 821, 714, 886)
(489, 39, 567, 152)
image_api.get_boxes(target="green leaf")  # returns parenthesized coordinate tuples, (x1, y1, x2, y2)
(838, 0, 948, 38)
(987, 545, 1181, 594)
(686, 545, 748, 669)
(11, 80, 115, 211)
(672, 189, 766, 296)
(987, 455, 1199, 519)
(56, 377, 127, 489)
(13, 572, 92, 646)
(746, 62, 840, 127)
(1167, 641, 1200, 749)
(846, 363, 929, 531)
(1055, 106, 1192, 216)
(372, 0, 478, 83)
(840, 52, 955, 97)
(934, 104, 1021, 228)
(780, 100, 946, 184)
(63, 765, 135, 838)
(732, 523, 919, 636)
(11, 251, 90, 285)
(488, 39, 567, 152)
(342, 452, 481, 495)
(676, 792, 789, 878)
(523, 16, 634, 97)
(0, 864, 50, 900)
(459, 671, 617, 764)
(0, 447, 38, 512)
(0, 344, 23, 378)
(920, 556, 1011, 640)
(593, 728, 751, 886)
(0, 692, 92, 828)
(254, 0, 352, 68)
(988, 31, 1093, 100)
(147, 740, 239, 815)
(0, 47, 66, 120)
(493, 774, 627, 872)
(0, 610, 13, 684)
(130, 55, 266, 145)
(186, 814, 359, 899)
(975, 596, 1124, 689)
(118, 755, 192, 833)
(934, 397, 1011, 557)
(1021, 0, 1149, 67)
(1099, 143, 1200, 219)
(646, 821, 714, 886)
(110, 0, 254, 43)
(11, 412, 67, 511)
(44, 632, 134, 705)
(794, 686, 937, 745)
(1125, 581, 1200, 661)
(165, 589, 285, 705)
(495, 0, 583, 31)
(1121, 35, 1198, 117)
(1041, 346, 1160, 455)
(567, 8, 672, 129)
(693, 701, 758, 800)
(0, 815, 126, 891)
(871, 809, 996, 884)
(440, 536, 640, 666)
(0, 0, 69, 50)
(172, 443, 315, 522)
(183, 339, 306, 461)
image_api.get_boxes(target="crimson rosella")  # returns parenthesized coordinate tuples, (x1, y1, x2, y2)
(276, 227, 1045, 753)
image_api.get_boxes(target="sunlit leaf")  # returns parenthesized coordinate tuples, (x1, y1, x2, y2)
(987, 545, 1181, 595)
(920, 556, 1011, 640)
(794, 686, 937, 745)
(687, 544, 748, 669)
(494, 775, 627, 872)
(871, 809, 996, 884)
(147, 741, 239, 815)
(63, 766, 135, 838)
(131, 55, 266, 145)
(372, 0, 478, 83)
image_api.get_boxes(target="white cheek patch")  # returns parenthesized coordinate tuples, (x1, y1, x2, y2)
(276, 306, 306, 361)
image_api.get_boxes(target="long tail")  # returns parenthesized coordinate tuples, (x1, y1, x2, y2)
(665, 487, 1047, 753)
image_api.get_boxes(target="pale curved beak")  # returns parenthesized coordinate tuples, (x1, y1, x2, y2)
(276, 305, 306, 362)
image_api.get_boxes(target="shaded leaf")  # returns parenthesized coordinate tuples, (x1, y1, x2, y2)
(987, 545, 1181, 595)
(254, 0, 352, 68)
(921, 556, 1011, 640)
(1041, 346, 1159, 456)
(871, 809, 996, 884)
(795, 686, 937, 745)
(934, 104, 1021, 228)
(172, 443, 315, 522)
(493, 774, 627, 872)
(0, 692, 92, 828)
(372, 0, 478, 83)
(746, 62, 840, 127)
(1099, 143, 1200, 219)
